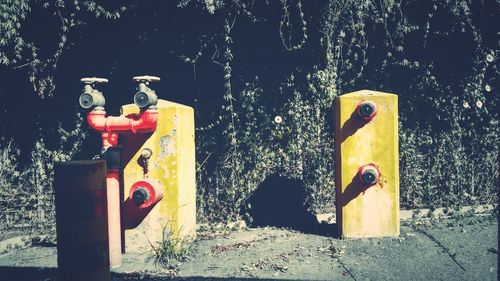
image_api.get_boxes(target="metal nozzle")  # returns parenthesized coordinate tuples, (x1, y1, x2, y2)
(357, 101, 377, 120)
(132, 188, 150, 206)
(133, 75, 160, 109)
(79, 77, 108, 109)
(361, 169, 378, 185)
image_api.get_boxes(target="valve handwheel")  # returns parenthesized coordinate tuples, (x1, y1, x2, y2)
(80, 77, 109, 84)
(79, 77, 108, 109)
(132, 75, 161, 83)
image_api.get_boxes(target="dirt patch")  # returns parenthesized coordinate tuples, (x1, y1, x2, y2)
(0, 215, 497, 280)
(210, 236, 276, 256)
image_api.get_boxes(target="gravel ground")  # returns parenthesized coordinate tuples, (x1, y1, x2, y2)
(0, 214, 497, 281)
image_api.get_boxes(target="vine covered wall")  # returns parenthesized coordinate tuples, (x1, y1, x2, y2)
(0, 0, 498, 227)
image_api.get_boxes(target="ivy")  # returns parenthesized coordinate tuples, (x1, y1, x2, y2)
(0, 0, 498, 223)
(0, 0, 125, 97)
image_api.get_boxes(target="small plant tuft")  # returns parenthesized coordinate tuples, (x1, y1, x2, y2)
(148, 225, 191, 269)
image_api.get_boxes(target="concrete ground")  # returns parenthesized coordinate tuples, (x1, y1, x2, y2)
(0, 214, 497, 281)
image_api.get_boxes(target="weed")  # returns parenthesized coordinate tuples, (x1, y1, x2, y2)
(147, 225, 191, 269)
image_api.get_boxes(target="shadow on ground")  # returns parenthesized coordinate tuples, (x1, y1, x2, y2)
(243, 175, 337, 237)
(0, 267, 56, 281)
(0, 266, 317, 281)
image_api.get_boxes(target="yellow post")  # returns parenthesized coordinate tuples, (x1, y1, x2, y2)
(335, 90, 399, 238)
(121, 99, 196, 252)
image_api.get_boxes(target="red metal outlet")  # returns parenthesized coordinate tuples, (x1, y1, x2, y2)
(357, 163, 381, 186)
(129, 178, 164, 210)
(356, 101, 377, 121)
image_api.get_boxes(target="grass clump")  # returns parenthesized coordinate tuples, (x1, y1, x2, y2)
(148, 225, 191, 269)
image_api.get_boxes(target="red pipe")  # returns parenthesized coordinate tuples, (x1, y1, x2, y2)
(101, 132, 119, 149)
(87, 109, 158, 134)
(86, 109, 158, 268)
(106, 170, 121, 268)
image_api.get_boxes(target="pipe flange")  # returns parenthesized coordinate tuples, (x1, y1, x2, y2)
(357, 163, 380, 186)
(79, 90, 105, 109)
(356, 101, 377, 121)
(129, 178, 163, 209)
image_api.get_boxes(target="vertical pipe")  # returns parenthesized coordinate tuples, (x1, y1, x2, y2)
(102, 136, 122, 268)
(54, 160, 110, 281)
(107, 170, 122, 268)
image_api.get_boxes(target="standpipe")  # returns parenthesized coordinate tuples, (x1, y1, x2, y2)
(78, 76, 160, 268)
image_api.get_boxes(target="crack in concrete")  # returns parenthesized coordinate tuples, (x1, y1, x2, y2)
(334, 256, 358, 281)
(414, 227, 466, 272)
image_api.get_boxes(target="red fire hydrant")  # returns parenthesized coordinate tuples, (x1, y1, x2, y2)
(78, 76, 163, 268)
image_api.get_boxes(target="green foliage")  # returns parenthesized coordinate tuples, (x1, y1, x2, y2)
(400, 124, 498, 209)
(0, 0, 498, 225)
(0, 0, 125, 97)
(0, 113, 86, 231)
(147, 225, 190, 269)
(0, 140, 27, 229)
(197, 73, 337, 222)
(0, 0, 31, 66)
(25, 113, 87, 230)
(194, 0, 499, 221)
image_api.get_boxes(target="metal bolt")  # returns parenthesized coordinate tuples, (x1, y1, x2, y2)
(141, 148, 153, 159)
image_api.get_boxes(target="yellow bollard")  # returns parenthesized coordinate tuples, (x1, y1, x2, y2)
(121, 99, 196, 252)
(335, 90, 399, 238)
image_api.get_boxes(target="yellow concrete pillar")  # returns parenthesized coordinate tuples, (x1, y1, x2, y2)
(121, 99, 196, 252)
(335, 90, 399, 238)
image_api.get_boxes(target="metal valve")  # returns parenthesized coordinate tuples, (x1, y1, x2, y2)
(356, 101, 377, 121)
(132, 187, 150, 206)
(129, 178, 163, 209)
(79, 77, 109, 110)
(357, 164, 380, 186)
(133, 75, 160, 109)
